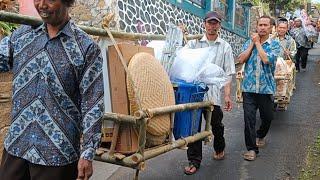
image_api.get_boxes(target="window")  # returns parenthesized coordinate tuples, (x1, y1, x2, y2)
(185, 0, 205, 8)
(234, 0, 250, 37)
(212, 0, 233, 29)
(167, 0, 211, 18)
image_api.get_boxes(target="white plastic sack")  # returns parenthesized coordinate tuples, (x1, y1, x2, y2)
(275, 57, 289, 75)
(195, 63, 229, 89)
(146, 40, 165, 60)
(170, 47, 212, 82)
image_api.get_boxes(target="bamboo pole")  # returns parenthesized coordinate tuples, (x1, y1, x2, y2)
(0, 11, 202, 40)
(143, 131, 211, 161)
(145, 101, 213, 118)
(103, 112, 139, 125)
(137, 118, 147, 155)
(94, 130, 212, 168)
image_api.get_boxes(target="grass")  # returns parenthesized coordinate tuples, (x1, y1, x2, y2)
(299, 133, 320, 180)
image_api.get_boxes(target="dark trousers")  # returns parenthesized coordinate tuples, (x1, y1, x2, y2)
(295, 47, 309, 71)
(243, 92, 273, 154)
(187, 105, 224, 167)
(0, 149, 78, 180)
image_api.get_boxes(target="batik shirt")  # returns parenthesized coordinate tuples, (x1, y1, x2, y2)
(274, 34, 297, 60)
(0, 20, 104, 166)
(184, 35, 235, 106)
(290, 27, 312, 48)
(241, 38, 280, 94)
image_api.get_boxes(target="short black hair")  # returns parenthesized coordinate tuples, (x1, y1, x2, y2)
(257, 15, 274, 25)
(62, 0, 75, 7)
(276, 17, 289, 26)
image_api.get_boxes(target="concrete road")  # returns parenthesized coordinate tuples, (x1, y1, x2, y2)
(93, 56, 320, 180)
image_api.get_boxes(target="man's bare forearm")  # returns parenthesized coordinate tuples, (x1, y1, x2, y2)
(238, 42, 254, 64)
(255, 42, 269, 64)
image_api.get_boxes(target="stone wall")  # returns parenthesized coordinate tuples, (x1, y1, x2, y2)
(0, 73, 13, 162)
(249, 6, 264, 34)
(71, 0, 247, 56)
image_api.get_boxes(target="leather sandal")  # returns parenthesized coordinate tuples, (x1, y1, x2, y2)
(243, 150, 256, 161)
(213, 151, 225, 160)
(184, 163, 199, 175)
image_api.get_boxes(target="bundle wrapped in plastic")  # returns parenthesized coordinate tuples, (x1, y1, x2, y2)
(275, 57, 289, 76)
(146, 40, 165, 60)
(275, 57, 291, 97)
(194, 63, 229, 89)
(170, 47, 212, 83)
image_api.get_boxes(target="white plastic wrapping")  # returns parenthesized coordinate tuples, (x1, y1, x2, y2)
(170, 47, 212, 83)
(195, 63, 229, 89)
(170, 47, 228, 89)
(146, 40, 165, 60)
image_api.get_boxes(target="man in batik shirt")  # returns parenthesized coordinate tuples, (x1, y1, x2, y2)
(238, 15, 280, 161)
(0, 0, 104, 179)
(290, 17, 312, 72)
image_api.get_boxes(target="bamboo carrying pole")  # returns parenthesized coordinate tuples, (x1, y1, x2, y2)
(0, 11, 202, 40)
(144, 101, 213, 118)
(103, 112, 140, 125)
(94, 130, 212, 168)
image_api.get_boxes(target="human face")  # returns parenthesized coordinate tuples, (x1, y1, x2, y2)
(256, 18, 272, 37)
(277, 22, 288, 36)
(294, 19, 302, 28)
(204, 19, 220, 36)
(34, 0, 69, 27)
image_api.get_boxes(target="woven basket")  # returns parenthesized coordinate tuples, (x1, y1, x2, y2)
(127, 52, 175, 145)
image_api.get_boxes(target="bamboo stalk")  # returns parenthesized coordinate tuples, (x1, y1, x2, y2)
(103, 112, 139, 125)
(94, 152, 143, 168)
(137, 118, 147, 155)
(0, 11, 202, 41)
(94, 131, 212, 167)
(108, 123, 120, 155)
(146, 101, 213, 118)
(143, 131, 211, 161)
(168, 112, 175, 143)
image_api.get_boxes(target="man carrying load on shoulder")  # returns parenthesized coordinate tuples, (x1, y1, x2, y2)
(183, 11, 236, 175)
(238, 15, 280, 161)
(273, 17, 297, 61)
(0, 0, 104, 179)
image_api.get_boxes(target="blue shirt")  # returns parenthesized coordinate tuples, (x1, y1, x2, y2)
(241, 39, 280, 94)
(0, 21, 104, 166)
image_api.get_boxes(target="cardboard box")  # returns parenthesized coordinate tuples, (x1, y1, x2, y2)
(106, 44, 154, 153)
(107, 43, 154, 115)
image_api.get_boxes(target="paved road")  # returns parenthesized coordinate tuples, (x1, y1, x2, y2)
(93, 55, 320, 180)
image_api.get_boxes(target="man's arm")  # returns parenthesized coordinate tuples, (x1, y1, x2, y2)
(254, 41, 270, 64)
(223, 45, 236, 111)
(237, 41, 254, 64)
(223, 78, 232, 111)
(78, 43, 104, 180)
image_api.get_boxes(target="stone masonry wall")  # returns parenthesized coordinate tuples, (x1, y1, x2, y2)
(0, 73, 13, 162)
(71, 0, 247, 56)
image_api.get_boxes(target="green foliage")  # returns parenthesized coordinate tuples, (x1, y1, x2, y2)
(0, 21, 18, 36)
(299, 133, 320, 179)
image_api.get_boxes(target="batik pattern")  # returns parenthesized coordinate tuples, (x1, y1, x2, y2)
(0, 21, 104, 166)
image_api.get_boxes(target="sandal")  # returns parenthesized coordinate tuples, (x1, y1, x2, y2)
(184, 163, 199, 175)
(243, 150, 256, 161)
(213, 151, 225, 160)
(256, 138, 266, 148)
